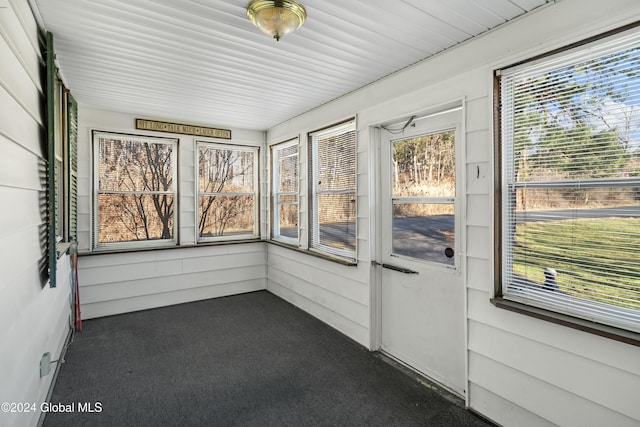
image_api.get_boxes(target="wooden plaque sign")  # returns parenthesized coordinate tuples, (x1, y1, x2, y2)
(136, 119, 231, 139)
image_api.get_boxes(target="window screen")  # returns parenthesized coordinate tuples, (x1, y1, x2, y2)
(309, 119, 357, 259)
(499, 29, 640, 332)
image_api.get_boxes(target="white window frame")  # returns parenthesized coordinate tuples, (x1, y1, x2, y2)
(387, 122, 459, 270)
(309, 119, 357, 261)
(271, 138, 299, 245)
(497, 28, 640, 335)
(92, 131, 178, 251)
(196, 141, 260, 243)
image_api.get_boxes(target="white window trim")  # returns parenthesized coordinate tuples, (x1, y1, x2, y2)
(309, 118, 358, 261)
(92, 131, 178, 251)
(195, 141, 260, 243)
(271, 138, 299, 246)
(497, 27, 640, 334)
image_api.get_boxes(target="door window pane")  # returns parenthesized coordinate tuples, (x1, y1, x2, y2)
(392, 203, 455, 264)
(392, 131, 455, 197)
(391, 130, 455, 264)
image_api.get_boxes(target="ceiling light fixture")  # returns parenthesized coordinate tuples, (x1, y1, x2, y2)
(247, 0, 307, 42)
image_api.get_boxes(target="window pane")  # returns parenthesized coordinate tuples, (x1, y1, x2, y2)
(500, 30, 640, 331)
(278, 154, 298, 193)
(99, 138, 174, 192)
(197, 143, 258, 241)
(98, 194, 174, 243)
(508, 188, 640, 310)
(392, 131, 455, 197)
(317, 193, 356, 253)
(393, 203, 455, 265)
(94, 132, 176, 249)
(316, 134, 356, 192)
(272, 140, 299, 243)
(310, 120, 357, 258)
(198, 147, 254, 193)
(391, 130, 456, 264)
(278, 203, 298, 239)
(199, 195, 255, 237)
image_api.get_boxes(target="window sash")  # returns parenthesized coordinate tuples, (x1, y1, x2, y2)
(197, 142, 259, 242)
(271, 139, 299, 244)
(499, 28, 640, 333)
(309, 119, 357, 260)
(93, 132, 178, 250)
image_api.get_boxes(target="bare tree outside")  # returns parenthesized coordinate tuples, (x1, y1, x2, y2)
(97, 135, 175, 244)
(198, 144, 257, 238)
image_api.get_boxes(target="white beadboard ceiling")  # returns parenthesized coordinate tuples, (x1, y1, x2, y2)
(33, 0, 550, 131)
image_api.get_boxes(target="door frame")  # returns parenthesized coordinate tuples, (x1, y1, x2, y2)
(369, 98, 469, 404)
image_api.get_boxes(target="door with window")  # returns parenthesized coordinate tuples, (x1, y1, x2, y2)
(378, 108, 465, 396)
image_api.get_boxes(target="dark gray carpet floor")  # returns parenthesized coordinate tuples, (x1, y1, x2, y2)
(44, 291, 493, 427)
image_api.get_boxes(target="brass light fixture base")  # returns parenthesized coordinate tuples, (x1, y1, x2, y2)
(247, 0, 307, 41)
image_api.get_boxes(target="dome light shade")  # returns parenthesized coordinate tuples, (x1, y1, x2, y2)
(247, 0, 307, 41)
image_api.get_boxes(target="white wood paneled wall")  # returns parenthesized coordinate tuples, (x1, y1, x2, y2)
(267, 246, 371, 347)
(0, 1, 72, 426)
(266, 0, 640, 425)
(4, 0, 640, 426)
(75, 108, 267, 319)
(79, 244, 266, 319)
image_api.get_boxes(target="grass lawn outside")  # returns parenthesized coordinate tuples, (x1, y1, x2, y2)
(513, 217, 640, 311)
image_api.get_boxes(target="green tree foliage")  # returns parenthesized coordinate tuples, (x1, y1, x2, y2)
(507, 44, 640, 313)
(512, 48, 640, 183)
(392, 131, 455, 195)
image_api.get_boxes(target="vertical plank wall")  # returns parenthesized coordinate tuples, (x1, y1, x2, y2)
(75, 108, 267, 319)
(266, 0, 640, 425)
(0, 1, 73, 426)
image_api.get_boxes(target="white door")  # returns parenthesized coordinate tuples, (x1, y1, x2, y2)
(378, 108, 465, 396)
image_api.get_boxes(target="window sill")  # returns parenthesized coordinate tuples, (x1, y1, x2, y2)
(267, 240, 357, 266)
(491, 297, 640, 347)
(80, 239, 264, 257)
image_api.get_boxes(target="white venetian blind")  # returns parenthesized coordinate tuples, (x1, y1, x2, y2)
(500, 28, 640, 333)
(309, 119, 357, 259)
